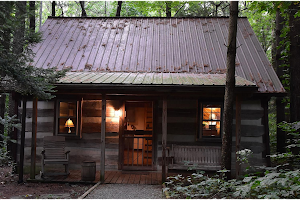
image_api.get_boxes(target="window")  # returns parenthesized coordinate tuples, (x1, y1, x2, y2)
(200, 104, 222, 138)
(56, 100, 80, 136)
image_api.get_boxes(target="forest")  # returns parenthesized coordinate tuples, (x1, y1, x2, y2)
(0, 1, 300, 199)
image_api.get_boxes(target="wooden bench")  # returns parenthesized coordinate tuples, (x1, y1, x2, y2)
(167, 145, 222, 171)
(41, 136, 70, 177)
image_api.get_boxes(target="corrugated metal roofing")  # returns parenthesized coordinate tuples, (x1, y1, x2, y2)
(32, 17, 284, 93)
(58, 72, 256, 86)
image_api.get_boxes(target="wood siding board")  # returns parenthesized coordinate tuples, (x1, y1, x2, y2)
(136, 18, 148, 72)
(144, 18, 154, 72)
(33, 19, 60, 68)
(100, 19, 120, 71)
(114, 19, 130, 71)
(26, 109, 54, 117)
(49, 19, 76, 69)
(26, 122, 53, 132)
(108, 19, 125, 71)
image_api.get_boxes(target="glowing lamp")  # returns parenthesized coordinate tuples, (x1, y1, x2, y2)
(114, 110, 121, 117)
(65, 118, 74, 133)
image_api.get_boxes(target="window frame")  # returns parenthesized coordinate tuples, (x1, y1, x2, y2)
(197, 101, 223, 141)
(55, 99, 82, 138)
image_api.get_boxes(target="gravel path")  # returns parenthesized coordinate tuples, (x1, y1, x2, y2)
(85, 184, 164, 199)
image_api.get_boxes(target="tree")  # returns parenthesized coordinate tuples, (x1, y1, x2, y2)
(0, 1, 66, 100)
(79, 1, 87, 17)
(116, 1, 122, 17)
(221, 1, 238, 178)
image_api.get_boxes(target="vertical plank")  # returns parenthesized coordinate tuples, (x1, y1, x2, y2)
(30, 98, 38, 179)
(19, 97, 27, 183)
(262, 98, 271, 166)
(162, 97, 167, 182)
(235, 96, 241, 178)
(118, 102, 125, 170)
(100, 94, 106, 183)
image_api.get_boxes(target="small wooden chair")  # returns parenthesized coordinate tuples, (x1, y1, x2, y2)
(41, 136, 70, 177)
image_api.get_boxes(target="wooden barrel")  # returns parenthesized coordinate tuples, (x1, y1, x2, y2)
(81, 161, 96, 181)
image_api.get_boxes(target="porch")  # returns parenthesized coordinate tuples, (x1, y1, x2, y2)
(28, 170, 162, 185)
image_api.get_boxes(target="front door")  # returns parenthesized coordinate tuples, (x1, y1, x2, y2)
(121, 101, 154, 170)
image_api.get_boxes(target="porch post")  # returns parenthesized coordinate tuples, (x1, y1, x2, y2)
(235, 96, 241, 178)
(30, 98, 38, 179)
(162, 97, 167, 182)
(100, 94, 106, 183)
(18, 96, 27, 183)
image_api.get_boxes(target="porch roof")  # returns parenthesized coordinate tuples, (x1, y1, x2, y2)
(58, 72, 256, 87)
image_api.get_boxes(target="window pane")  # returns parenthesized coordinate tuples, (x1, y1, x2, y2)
(202, 104, 221, 137)
(60, 102, 76, 117)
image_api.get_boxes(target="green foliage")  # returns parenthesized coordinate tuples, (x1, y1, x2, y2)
(0, 1, 67, 100)
(0, 94, 20, 165)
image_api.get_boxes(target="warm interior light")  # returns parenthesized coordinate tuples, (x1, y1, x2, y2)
(65, 118, 74, 133)
(115, 110, 121, 117)
(211, 113, 216, 120)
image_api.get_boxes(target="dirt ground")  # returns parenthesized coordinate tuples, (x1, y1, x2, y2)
(0, 166, 92, 199)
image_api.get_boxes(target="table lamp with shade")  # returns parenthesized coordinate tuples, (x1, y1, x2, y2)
(65, 118, 74, 133)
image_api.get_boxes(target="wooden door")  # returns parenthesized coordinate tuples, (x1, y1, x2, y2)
(121, 101, 154, 170)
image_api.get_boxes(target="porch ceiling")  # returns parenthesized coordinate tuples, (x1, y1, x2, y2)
(58, 72, 256, 87)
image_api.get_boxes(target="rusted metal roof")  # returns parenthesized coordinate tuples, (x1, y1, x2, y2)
(58, 72, 256, 87)
(31, 17, 284, 93)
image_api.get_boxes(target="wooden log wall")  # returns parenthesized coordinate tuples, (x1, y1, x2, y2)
(155, 98, 268, 175)
(231, 99, 267, 176)
(21, 100, 120, 174)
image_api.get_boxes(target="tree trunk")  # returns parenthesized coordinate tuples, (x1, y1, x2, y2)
(289, 2, 300, 122)
(275, 8, 286, 153)
(166, 1, 171, 17)
(52, 1, 55, 17)
(79, 1, 87, 17)
(39, 2, 42, 30)
(13, 1, 26, 56)
(29, 1, 35, 32)
(221, 1, 238, 178)
(116, 1, 122, 17)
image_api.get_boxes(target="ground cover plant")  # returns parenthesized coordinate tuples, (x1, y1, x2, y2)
(165, 121, 300, 199)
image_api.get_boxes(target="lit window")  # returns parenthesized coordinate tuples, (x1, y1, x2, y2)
(57, 101, 78, 136)
(202, 104, 222, 138)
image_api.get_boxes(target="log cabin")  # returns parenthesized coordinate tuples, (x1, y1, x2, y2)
(16, 17, 285, 182)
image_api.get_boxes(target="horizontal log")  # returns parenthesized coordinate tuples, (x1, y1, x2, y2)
(233, 125, 264, 137)
(233, 109, 264, 120)
(26, 109, 54, 118)
(25, 122, 53, 132)
(157, 122, 196, 135)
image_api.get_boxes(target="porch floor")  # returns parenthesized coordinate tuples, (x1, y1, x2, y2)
(29, 170, 162, 185)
